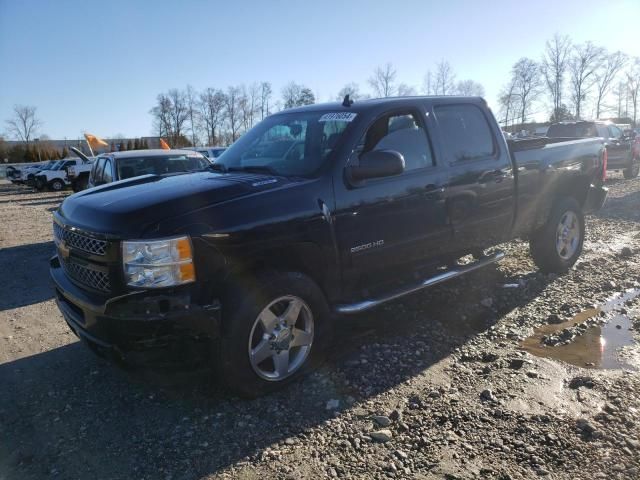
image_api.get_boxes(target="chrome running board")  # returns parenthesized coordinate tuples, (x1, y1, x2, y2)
(335, 251, 505, 314)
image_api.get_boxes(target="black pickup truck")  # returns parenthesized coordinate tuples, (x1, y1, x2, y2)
(547, 120, 639, 179)
(50, 96, 607, 396)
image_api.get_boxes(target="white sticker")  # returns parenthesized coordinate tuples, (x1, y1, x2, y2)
(319, 112, 358, 123)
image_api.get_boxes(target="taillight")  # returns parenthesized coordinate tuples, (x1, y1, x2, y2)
(602, 148, 608, 182)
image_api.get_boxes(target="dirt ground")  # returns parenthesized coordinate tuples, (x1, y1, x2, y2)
(1, 175, 639, 480)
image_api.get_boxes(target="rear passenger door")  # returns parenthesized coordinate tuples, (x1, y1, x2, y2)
(89, 158, 105, 188)
(433, 103, 515, 253)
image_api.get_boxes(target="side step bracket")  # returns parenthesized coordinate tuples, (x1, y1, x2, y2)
(335, 251, 505, 314)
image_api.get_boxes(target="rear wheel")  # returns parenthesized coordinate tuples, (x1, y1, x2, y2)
(623, 156, 639, 179)
(218, 271, 330, 397)
(530, 197, 584, 273)
(50, 179, 65, 191)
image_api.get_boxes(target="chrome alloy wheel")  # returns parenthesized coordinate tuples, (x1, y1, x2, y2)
(248, 295, 314, 381)
(555, 211, 580, 260)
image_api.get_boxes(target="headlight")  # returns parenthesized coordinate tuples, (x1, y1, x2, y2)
(122, 236, 195, 288)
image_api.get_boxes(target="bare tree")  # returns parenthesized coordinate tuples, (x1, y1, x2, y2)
(612, 80, 629, 118)
(282, 82, 303, 109)
(455, 79, 485, 97)
(568, 42, 604, 119)
(512, 58, 543, 124)
(239, 85, 256, 132)
(498, 78, 519, 129)
(627, 58, 640, 125)
(336, 82, 362, 101)
(5, 105, 42, 144)
(423, 70, 435, 95)
(594, 51, 627, 119)
(434, 60, 456, 95)
(541, 33, 572, 120)
(368, 63, 397, 97)
(259, 82, 272, 120)
(166, 89, 190, 147)
(225, 86, 242, 142)
(185, 85, 200, 147)
(150, 93, 172, 139)
(396, 83, 418, 96)
(199, 88, 226, 146)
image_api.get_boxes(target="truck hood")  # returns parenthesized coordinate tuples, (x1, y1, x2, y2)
(57, 171, 293, 236)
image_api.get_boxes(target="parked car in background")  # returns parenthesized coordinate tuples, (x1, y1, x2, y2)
(86, 149, 210, 188)
(185, 146, 226, 160)
(547, 120, 639, 179)
(34, 158, 86, 191)
(13, 161, 50, 185)
(51, 96, 607, 396)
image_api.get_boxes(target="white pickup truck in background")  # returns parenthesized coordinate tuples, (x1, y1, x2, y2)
(67, 147, 96, 191)
(34, 158, 86, 191)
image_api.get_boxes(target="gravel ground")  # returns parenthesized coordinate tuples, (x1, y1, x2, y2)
(1, 175, 639, 480)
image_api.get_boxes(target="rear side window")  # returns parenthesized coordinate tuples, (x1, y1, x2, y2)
(434, 104, 495, 162)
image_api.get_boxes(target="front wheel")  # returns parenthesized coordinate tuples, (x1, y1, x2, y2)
(50, 179, 65, 191)
(218, 271, 330, 397)
(530, 197, 584, 273)
(623, 156, 639, 179)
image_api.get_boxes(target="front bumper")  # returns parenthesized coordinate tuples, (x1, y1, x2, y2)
(50, 255, 221, 367)
(583, 184, 608, 214)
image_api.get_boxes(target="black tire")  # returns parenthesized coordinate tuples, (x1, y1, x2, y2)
(217, 271, 331, 397)
(50, 179, 65, 191)
(530, 197, 584, 274)
(35, 179, 45, 191)
(623, 156, 639, 179)
(72, 176, 88, 192)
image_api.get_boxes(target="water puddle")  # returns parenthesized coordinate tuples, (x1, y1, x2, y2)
(520, 289, 640, 370)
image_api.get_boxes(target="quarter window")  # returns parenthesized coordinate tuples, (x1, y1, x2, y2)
(435, 104, 495, 162)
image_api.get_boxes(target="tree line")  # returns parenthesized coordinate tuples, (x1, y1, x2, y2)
(499, 33, 640, 129)
(149, 60, 486, 148)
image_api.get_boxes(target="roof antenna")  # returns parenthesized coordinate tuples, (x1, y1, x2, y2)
(342, 94, 354, 107)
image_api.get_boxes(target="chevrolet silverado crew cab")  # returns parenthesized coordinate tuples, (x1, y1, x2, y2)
(51, 96, 607, 396)
(547, 120, 639, 179)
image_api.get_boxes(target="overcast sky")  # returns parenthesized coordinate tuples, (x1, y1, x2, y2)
(1, 0, 639, 139)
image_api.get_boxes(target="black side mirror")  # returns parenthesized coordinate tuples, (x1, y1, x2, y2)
(347, 150, 405, 182)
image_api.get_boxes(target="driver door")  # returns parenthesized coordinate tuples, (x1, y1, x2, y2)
(333, 107, 451, 291)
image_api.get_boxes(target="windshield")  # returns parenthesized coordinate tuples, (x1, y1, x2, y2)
(116, 154, 210, 180)
(216, 111, 355, 176)
(43, 161, 62, 170)
(547, 123, 598, 138)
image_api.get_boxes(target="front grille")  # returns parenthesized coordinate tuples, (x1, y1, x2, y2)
(53, 222, 107, 256)
(60, 257, 111, 292)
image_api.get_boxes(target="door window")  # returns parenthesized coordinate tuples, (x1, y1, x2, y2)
(608, 125, 623, 139)
(358, 111, 433, 171)
(102, 159, 113, 183)
(434, 104, 496, 163)
(92, 158, 105, 183)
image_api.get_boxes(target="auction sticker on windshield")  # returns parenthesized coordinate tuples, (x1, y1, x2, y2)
(319, 112, 357, 122)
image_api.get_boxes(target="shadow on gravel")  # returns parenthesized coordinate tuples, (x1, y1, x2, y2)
(0, 241, 55, 311)
(595, 189, 640, 223)
(0, 263, 554, 479)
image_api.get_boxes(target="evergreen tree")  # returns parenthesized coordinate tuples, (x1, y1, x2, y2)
(110, 142, 116, 152)
(62, 147, 69, 158)
(143, 139, 149, 149)
(127, 139, 133, 150)
(119, 141, 127, 151)
(134, 138, 140, 150)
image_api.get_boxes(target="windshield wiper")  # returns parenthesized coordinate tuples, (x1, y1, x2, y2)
(205, 163, 228, 173)
(228, 165, 279, 175)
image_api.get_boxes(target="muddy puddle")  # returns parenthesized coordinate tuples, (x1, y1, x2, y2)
(521, 289, 640, 370)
